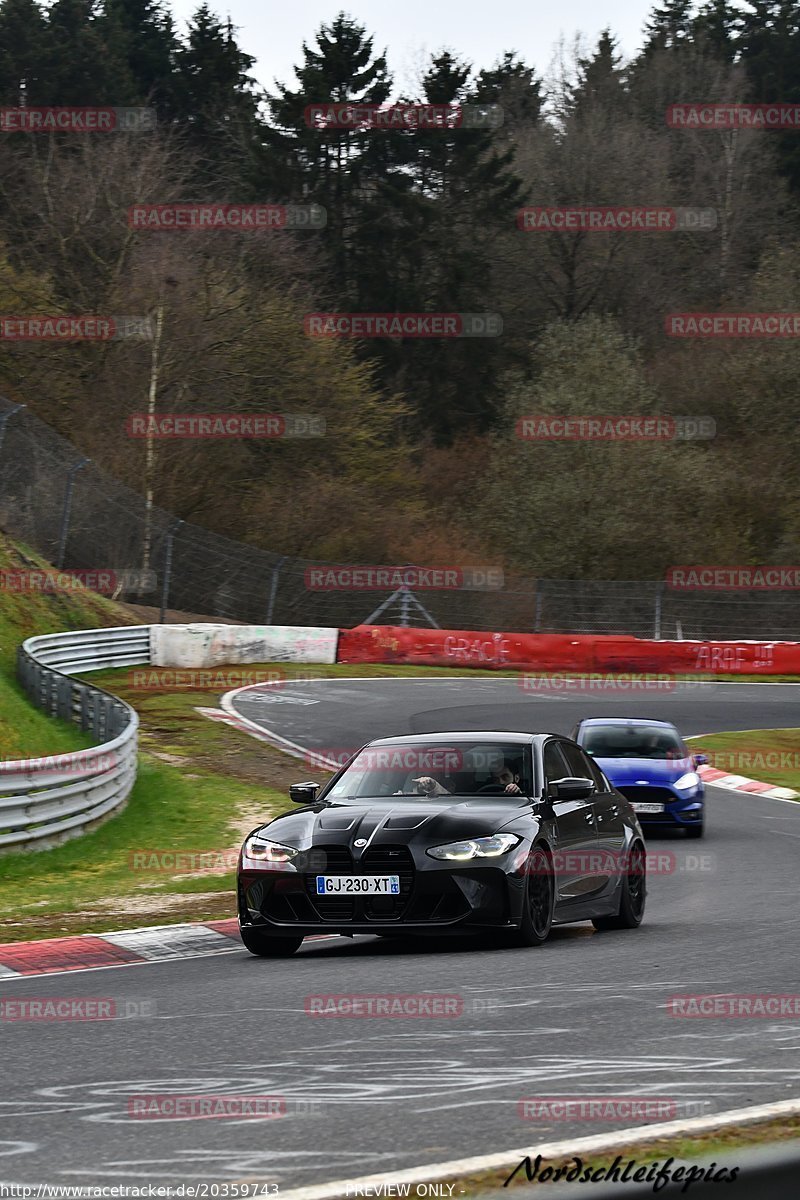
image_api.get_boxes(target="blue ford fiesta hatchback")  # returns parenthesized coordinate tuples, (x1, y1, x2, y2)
(571, 718, 706, 838)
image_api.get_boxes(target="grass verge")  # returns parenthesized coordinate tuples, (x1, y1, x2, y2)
(423, 1114, 800, 1196)
(0, 532, 134, 760)
(688, 727, 800, 794)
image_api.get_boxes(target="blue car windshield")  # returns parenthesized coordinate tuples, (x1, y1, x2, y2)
(582, 725, 685, 760)
(325, 741, 532, 800)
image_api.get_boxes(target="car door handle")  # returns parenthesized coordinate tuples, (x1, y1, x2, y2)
(584, 812, 595, 824)
(609, 805, 619, 818)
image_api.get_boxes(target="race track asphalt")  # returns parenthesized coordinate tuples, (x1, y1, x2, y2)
(2, 678, 800, 1190)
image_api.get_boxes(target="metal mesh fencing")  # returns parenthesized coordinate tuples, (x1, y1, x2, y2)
(1, 395, 799, 639)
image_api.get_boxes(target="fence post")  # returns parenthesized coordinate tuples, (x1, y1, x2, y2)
(0, 403, 25, 458)
(57, 457, 90, 569)
(399, 586, 411, 627)
(266, 556, 287, 626)
(534, 589, 544, 633)
(654, 581, 664, 640)
(159, 519, 184, 623)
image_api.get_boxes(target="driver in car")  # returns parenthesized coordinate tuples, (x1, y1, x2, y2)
(490, 760, 523, 794)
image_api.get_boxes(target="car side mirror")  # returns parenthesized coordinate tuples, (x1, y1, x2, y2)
(289, 782, 320, 804)
(693, 753, 708, 766)
(548, 776, 595, 801)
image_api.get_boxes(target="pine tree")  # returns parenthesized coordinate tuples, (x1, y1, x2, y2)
(267, 14, 392, 199)
(472, 52, 542, 134)
(642, 0, 695, 51)
(738, 1, 800, 193)
(570, 29, 626, 116)
(100, 0, 178, 113)
(173, 4, 262, 187)
(266, 13, 395, 295)
(375, 51, 525, 441)
(692, 0, 739, 61)
(42, 0, 130, 104)
(0, 0, 49, 104)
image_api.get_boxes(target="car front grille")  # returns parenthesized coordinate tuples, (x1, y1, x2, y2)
(303, 844, 415, 921)
(618, 786, 676, 805)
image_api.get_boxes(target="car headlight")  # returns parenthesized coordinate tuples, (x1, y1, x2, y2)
(427, 834, 520, 861)
(242, 836, 300, 866)
(673, 772, 701, 792)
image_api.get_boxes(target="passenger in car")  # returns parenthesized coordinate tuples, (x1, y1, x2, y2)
(411, 775, 452, 796)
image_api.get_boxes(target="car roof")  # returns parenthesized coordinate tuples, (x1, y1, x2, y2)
(577, 718, 679, 730)
(365, 731, 546, 747)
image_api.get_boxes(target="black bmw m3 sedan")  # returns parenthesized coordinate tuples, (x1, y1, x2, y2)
(237, 731, 646, 956)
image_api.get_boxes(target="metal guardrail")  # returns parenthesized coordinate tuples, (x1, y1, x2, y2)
(1, 626, 151, 851)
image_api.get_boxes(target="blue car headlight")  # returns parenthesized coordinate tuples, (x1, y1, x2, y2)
(673, 771, 701, 793)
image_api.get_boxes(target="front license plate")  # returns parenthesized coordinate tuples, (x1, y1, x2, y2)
(316, 875, 400, 895)
(631, 802, 665, 814)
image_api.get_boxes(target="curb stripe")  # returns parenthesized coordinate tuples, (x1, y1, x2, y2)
(0, 921, 243, 978)
(698, 763, 798, 800)
(0, 934, 144, 976)
(102, 924, 236, 960)
(206, 918, 243, 939)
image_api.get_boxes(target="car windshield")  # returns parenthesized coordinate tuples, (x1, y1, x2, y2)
(581, 724, 685, 760)
(324, 741, 532, 800)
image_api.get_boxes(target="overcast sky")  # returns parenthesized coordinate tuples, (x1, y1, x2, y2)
(169, 0, 662, 95)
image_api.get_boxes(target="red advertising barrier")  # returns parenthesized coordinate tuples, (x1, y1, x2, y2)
(336, 626, 590, 670)
(336, 626, 800, 675)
